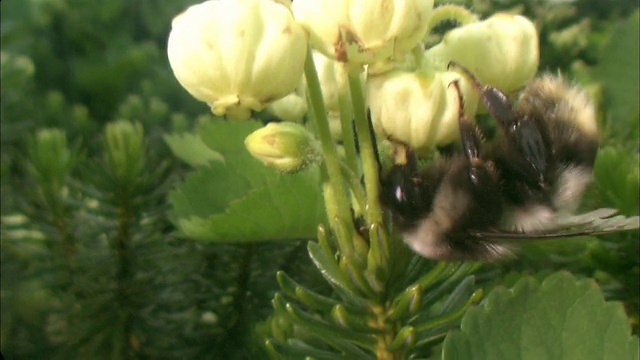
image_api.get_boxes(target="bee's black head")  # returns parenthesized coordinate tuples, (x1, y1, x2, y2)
(380, 164, 430, 229)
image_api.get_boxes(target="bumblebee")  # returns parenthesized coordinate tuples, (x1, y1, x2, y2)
(380, 64, 639, 261)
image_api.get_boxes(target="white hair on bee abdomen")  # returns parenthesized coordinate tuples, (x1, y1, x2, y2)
(552, 165, 593, 213)
(401, 178, 469, 258)
(500, 165, 592, 233)
(500, 204, 556, 233)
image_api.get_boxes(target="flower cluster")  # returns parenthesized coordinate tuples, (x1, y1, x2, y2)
(167, 0, 539, 169)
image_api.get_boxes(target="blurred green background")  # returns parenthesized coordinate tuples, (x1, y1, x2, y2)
(1, 0, 638, 359)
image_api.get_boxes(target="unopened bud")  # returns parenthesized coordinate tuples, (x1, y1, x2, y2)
(292, 0, 434, 70)
(245, 122, 321, 173)
(424, 13, 539, 93)
(368, 69, 479, 152)
(168, 0, 308, 120)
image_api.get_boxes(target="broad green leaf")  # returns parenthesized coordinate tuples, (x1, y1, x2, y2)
(592, 147, 640, 215)
(173, 167, 324, 242)
(167, 120, 325, 242)
(164, 132, 223, 167)
(443, 271, 638, 360)
(592, 11, 639, 142)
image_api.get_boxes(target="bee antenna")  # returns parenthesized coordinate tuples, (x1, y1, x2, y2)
(448, 79, 466, 121)
(449, 80, 482, 161)
(353, 109, 384, 175)
(448, 61, 483, 93)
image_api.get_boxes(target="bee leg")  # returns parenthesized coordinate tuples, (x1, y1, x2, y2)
(448, 79, 482, 162)
(447, 61, 519, 129)
(448, 61, 549, 189)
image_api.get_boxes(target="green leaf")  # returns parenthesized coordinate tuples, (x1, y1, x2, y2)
(443, 272, 639, 360)
(592, 147, 640, 215)
(167, 120, 325, 242)
(164, 132, 224, 167)
(592, 11, 639, 143)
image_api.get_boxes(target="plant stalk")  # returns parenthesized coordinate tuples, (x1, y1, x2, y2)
(304, 48, 356, 254)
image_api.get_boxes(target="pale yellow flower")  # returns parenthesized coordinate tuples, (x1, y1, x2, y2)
(424, 13, 539, 93)
(168, 0, 308, 120)
(292, 0, 434, 71)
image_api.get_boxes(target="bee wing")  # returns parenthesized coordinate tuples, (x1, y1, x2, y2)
(471, 208, 640, 242)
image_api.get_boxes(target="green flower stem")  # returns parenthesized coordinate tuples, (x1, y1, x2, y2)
(340, 162, 367, 219)
(348, 74, 383, 225)
(304, 48, 356, 253)
(425, 4, 479, 36)
(338, 91, 359, 175)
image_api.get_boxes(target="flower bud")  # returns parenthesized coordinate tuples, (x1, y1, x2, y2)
(245, 122, 321, 173)
(423, 13, 539, 93)
(168, 0, 308, 120)
(368, 69, 479, 152)
(292, 0, 434, 69)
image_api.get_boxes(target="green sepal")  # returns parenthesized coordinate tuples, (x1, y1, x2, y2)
(416, 288, 482, 333)
(420, 262, 479, 309)
(277, 271, 338, 312)
(413, 289, 483, 349)
(438, 275, 478, 315)
(307, 241, 362, 300)
(317, 224, 335, 259)
(366, 223, 390, 286)
(386, 325, 416, 352)
(339, 256, 377, 298)
(406, 280, 483, 347)
(414, 261, 449, 289)
(273, 294, 377, 350)
(332, 216, 366, 269)
(387, 284, 423, 322)
(331, 304, 381, 334)
(363, 268, 385, 296)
